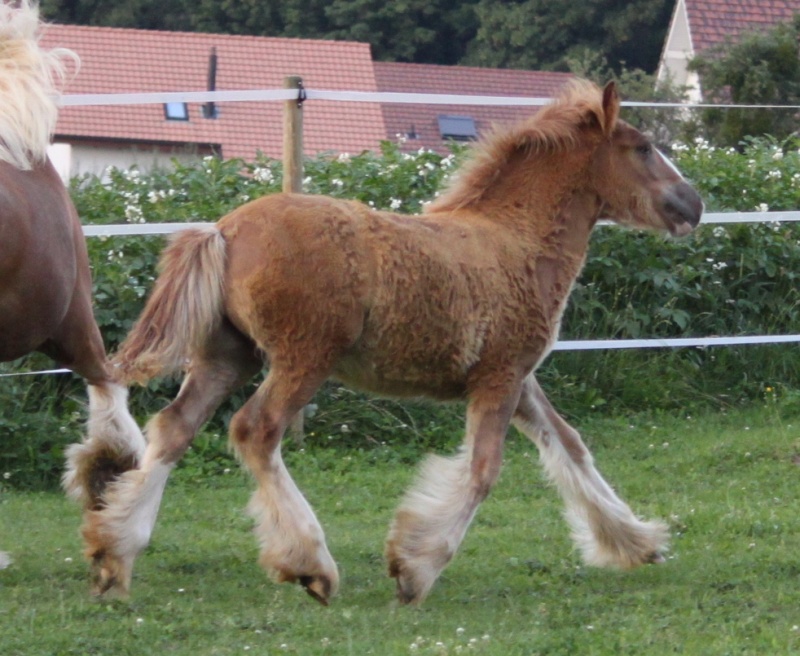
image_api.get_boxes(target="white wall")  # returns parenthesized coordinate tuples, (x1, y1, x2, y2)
(657, 0, 702, 102)
(48, 141, 210, 182)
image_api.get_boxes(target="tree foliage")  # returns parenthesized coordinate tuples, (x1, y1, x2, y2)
(41, 0, 671, 73)
(689, 14, 800, 147)
(462, 0, 673, 73)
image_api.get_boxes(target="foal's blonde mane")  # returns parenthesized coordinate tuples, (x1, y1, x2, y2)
(0, 0, 77, 170)
(427, 79, 608, 213)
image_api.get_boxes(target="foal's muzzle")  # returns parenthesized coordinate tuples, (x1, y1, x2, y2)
(662, 182, 704, 237)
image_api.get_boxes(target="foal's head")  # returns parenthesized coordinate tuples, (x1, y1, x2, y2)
(587, 82, 703, 236)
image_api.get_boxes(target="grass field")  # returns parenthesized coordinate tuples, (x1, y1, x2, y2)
(1, 403, 799, 655)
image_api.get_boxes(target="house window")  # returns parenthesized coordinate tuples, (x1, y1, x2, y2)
(164, 102, 189, 121)
(438, 115, 477, 141)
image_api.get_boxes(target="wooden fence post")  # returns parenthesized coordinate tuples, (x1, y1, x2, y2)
(283, 75, 304, 194)
(284, 75, 307, 442)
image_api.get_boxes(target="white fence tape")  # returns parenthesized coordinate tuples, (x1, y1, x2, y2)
(59, 88, 800, 110)
(4, 211, 799, 379)
(81, 212, 800, 237)
(3, 87, 798, 378)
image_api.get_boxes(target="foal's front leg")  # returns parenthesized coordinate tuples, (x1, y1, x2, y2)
(513, 374, 668, 569)
(386, 387, 520, 605)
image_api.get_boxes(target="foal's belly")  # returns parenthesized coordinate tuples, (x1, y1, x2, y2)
(332, 349, 469, 401)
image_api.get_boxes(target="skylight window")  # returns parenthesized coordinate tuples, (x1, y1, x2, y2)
(164, 102, 189, 121)
(438, 115, 477, 141)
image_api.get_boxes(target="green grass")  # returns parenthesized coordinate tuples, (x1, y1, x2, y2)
(1, 403, 800, 655)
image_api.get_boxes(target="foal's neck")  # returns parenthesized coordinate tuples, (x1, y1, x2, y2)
(543, 189, 602, 261)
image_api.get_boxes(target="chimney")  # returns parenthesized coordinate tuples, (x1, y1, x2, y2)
(204, 47, 218, 119)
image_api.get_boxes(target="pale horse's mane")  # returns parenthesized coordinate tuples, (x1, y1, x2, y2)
(0, 0, 77, 170)
(427, 79, 608, 214)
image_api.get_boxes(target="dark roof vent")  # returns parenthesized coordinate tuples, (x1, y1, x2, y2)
(438, 115, 477, 141)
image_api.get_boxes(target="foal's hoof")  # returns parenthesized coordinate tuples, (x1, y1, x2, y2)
(299, 575, 333, 606)
(394, 576, 421, 606)
(388, 559, 428, 606)
(646, 551, 667, 565)
(276, 570, 335, 606)
(88, 552, 131, 598)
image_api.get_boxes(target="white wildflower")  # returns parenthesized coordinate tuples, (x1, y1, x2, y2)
(767, 170, 782, 180)
(253, 167, 274, 184)
(389, 198, 402, 210)
(124, 204, 144, 223)
(756, 203, 769, 213)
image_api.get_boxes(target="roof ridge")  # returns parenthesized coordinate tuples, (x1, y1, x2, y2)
(42, 22, 371, 50)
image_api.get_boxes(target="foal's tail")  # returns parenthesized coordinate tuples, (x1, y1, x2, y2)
(113, 226, 227, 385)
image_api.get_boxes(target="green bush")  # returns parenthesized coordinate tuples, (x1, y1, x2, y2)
(1, 136, 799, 488)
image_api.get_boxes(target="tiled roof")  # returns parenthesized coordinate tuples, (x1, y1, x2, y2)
(375, 62, 571, 152)
(686, 0, 800, 54)
(38, 24, 386, 159)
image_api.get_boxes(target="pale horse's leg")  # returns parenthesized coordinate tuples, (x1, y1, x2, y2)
(82, 325, 261, 596)
(513, 374, 668, 568)
(63, 382, 146, 516)
(385, 386, 521, 605)
(229, 364, 339, 605)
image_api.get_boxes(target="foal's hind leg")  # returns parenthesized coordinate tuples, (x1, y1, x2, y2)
(84, 325, 261, 596)
(386, 383, 521, 605)
(229, 365, 338, 605)
(513, 374, 668, 569)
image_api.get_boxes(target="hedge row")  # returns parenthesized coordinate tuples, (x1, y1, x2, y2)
(1, 136, 799, 488)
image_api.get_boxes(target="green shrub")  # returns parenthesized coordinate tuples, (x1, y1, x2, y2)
(1, 136, 798, 488)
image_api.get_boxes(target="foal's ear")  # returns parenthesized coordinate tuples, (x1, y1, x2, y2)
(600, 81, 620, 137)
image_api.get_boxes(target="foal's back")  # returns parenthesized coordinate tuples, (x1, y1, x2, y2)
(218, 192, 527, 399)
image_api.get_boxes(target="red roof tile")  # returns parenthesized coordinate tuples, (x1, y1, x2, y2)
(38, 24, 386, 159)
(686, 0, 800, 54)
(375, 62, 571, 153)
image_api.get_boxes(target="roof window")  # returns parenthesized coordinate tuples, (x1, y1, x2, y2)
(164, 102, 189, 121)
(438, 115, 477, 141)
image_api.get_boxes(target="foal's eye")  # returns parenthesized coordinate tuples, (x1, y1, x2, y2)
(636, 144, 653, 157)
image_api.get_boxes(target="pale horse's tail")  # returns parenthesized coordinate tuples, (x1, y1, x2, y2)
(0, 0, 77, 170)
